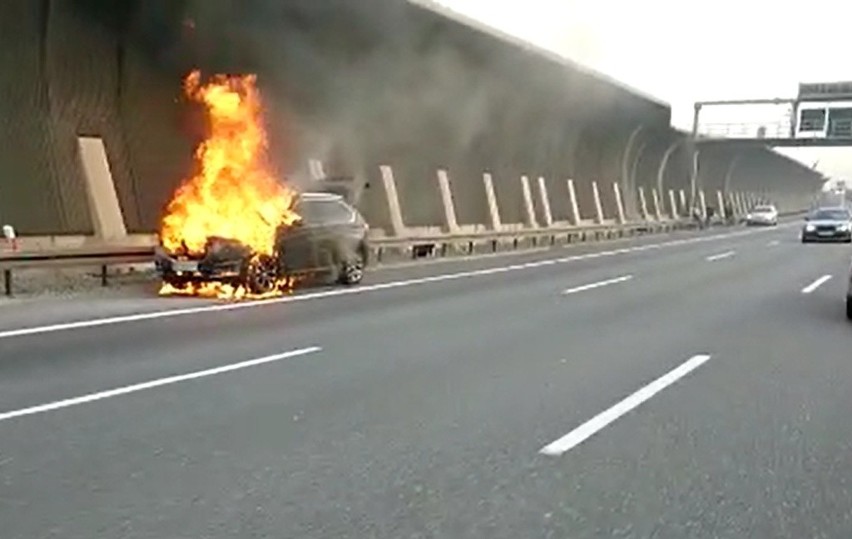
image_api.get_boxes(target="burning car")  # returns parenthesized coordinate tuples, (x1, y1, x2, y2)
(155, 191, 369, 294)
(156, 70, 373, 299)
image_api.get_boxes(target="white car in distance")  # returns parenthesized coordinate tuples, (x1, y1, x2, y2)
(745, 205, 778, 226)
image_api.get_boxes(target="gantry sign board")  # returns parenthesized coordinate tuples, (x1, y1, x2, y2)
(798, 81, 852, 102)
(796, 82, 852, 141)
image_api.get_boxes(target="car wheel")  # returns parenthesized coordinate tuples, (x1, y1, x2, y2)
(338, 254, 364, 285)
(847, 296, 852, 321)
(244, 254, 279, 294)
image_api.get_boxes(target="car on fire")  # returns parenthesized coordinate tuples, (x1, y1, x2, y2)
(155, 191, 369, 294)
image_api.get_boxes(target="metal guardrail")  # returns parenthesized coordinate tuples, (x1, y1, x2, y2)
(0, 219, 697, 296)
(368, 220, 693, 261)
(0, 245, 155, 296)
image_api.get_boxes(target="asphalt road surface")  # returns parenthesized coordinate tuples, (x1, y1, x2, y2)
(1, 222, 851, 538)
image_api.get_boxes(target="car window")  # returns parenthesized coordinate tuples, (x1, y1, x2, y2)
(811, 209, 851, 220)
(296, 199, 355, 225)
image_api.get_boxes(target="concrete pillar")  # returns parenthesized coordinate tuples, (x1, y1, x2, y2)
(638, 186, 650, 221)
(436, 169, 460, 233)
(652, 188, 663, 221)
(308, 159, 325, 180)
(613, 183, 626, 224)
(592, 181, 605, 224)
(716, 190, 726, 220)
(669, 189, 679, 219)
(679, 190, 687, 214)
(483, 173, 502, 231)
(737, 192, 747, 215)
(379, 165, 406, 237)
(78, 136, 127, 240)
(726, 193, 737, 217)
(537, 177, 554, 227)
(566, 179, 581, 226)
(698, 190, 708, 219)
(520, 175, 538, 228)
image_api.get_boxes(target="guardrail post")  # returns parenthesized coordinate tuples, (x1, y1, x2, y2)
(100, 265, 108, 287)
(3, 269, 10, 297)
(668, 189, 679, 219)
(613, 183, 626, 224)
(652, 188, 663, 221)
(520, 175, 538, 228)
(638, 186, 650, 221)
(537, 177, 554, 227)
(592, 181, 605, 225)
(482, 173, 503, 231)
(566, 179, 581, 226)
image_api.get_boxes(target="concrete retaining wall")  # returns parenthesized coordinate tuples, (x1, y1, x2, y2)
(0, 0, 823, 237)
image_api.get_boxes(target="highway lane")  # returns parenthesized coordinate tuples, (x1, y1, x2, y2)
(2, 223, 852, 538)
(0, 223, 791, 335)
(0, 223, 794, 409)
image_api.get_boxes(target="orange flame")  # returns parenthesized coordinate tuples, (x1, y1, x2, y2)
(160, 70, 299, 257)
(159, 280, 298, 301)
(158, 71, 299, 300)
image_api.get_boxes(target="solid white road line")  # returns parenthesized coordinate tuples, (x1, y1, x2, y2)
(0, 224, 790, 341)
(802, 275, 833, 294)
(540, 354, 712, 456)
(706, 251, 736, 262)
(562, 275, 633, 295)
(0, 346, 321, 423)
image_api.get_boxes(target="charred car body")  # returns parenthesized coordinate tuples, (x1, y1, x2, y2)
(155, 192, 369, 293)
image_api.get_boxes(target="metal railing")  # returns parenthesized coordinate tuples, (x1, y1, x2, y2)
(0, 219, 696, 296)
(700, 121, 792, 139)
(0, 245, 155, 296)
(369, 220, 692, 261)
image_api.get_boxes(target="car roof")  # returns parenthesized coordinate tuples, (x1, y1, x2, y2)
(297, 192, 344, 202)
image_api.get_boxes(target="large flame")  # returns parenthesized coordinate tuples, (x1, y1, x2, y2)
(160, 70, 298, 256)
(158, 71, 299, 300)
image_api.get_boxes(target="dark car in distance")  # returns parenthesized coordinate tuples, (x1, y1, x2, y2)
(801, 207, 852, 243)
(155, 192, 369, 294)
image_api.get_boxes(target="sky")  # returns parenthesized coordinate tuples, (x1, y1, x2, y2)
(436, 0, 852, 180)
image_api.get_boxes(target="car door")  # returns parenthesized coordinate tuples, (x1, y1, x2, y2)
(278, 198, 363, 275)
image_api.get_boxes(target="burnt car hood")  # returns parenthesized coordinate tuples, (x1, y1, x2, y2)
(157, 236, 253, 263)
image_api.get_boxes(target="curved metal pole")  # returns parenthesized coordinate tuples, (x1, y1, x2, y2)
(627, 140, 650, 219)
(630, 141, 650, 189)
(656, 139, 682, 195)
(687, 104, 702, 215)
(621, 125, 645, 191)
(723, 152, 743, 194)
